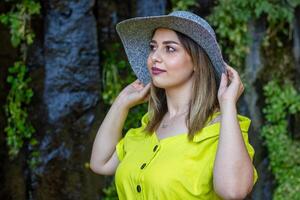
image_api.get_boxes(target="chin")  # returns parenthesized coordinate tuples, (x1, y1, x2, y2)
(152, 78, 176, 89)
(151, 78, 165, 89)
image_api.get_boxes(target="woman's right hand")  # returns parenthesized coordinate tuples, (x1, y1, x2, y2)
(115, 79, 151, 110)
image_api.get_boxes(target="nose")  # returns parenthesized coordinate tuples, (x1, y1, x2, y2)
(150, 47, 162, 62)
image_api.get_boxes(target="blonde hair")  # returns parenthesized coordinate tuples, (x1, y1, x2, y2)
(144, 29, 219, 141)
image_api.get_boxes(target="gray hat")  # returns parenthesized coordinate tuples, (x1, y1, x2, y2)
(116, 10, 226, 86)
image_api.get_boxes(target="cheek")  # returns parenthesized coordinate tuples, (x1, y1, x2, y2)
(146, 56, 150, 69)
(167, 58, 193, 77)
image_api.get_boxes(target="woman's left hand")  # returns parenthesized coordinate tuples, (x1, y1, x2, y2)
(217, 63, 244, 110)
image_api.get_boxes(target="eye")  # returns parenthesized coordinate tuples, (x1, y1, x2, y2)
(149, 44, 155, 51)
(166, 46, 175, 52)
(149, 44, 175, 53)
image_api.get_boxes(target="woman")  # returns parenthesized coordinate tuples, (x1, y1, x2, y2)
(90, 11, 258, 200)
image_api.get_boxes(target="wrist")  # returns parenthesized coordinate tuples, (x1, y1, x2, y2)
(220, 100, 237, 113)
(113, 96, 131, 112)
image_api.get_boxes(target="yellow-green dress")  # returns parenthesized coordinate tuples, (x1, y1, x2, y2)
(115, 112, 258, 200)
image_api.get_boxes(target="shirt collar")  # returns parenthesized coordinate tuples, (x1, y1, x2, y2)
(193, 113, 251, 142)
(141, 111, 251, 143)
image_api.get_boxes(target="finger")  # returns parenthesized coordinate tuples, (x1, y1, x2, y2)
(144, 82, 151, 91)
(139, 82, 151, 94)
(227, 71, 234, 83)
(219, 73, 227, 91)
(238, 85, 244, 97)
(143, 93, 151, 102)
(225, 64, 244, 91)
(224, 62, 233, 72)
(230, 68, 238, 78)
(226, 66, 240, 84)
(226, 66, 235, 76)
(139, 80, 145, 87)
(132, 79, 141, 88)
(133, 79, 140, 84)
(239, 83, 245, 93)
(141, 90, 151, 103)
(132, 83, 143, 90)
(135, 79, 145, 86)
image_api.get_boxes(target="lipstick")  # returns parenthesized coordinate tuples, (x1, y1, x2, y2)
(151, 67, 166, 75)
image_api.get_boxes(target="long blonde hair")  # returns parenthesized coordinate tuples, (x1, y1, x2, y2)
(143, 29, 219, 141)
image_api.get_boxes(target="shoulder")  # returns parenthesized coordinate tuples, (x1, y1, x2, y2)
(207, 112, 251, 129)
(192, 112, 251, 142)
(124, 112, 149, 138)
(141, 112, 150, 126)
(237, 114, 251, 132)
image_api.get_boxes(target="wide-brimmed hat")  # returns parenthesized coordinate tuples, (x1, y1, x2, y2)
(116, 10, 226, 86)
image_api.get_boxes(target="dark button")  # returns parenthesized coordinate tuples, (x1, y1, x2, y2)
(153, 145, 158, 152)
(140, 163, 146, 169)
(137, 185, 141, 192)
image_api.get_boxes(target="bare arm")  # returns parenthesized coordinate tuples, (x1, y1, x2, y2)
(214, 104, 254, 200)
(90, 79, 151, 175)
(90, 98, 129, 175)
(213, 64, 254, 199)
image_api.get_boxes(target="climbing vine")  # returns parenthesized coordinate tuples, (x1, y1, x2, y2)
(171, 0, 198, 11)
(101, 43, 134, 105)
(0, 0, 40, 164)
(262, 80, 300, 199)
(101, 42, 148, 131)
(207, 0, 297, 71)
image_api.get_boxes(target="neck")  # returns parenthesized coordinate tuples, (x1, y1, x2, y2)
(164, 77, 193, 118)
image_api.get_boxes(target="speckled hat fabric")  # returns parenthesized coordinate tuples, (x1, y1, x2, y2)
(116, 10, 226, 86)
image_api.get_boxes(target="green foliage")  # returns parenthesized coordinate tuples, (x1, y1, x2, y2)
(101, 43, 135, 105)
(4, 61, 36, 157)
(1, 0, 40, 162)
(27, 148, 41, 169)
(101, 42, 148, 132)
(207, 0, 299, 70)
(102, 179, 118, 200)
(171, 0, 198, 11)
(207, 1, 250, 70)
(261, 80, 300, 200)
(0, 0, 40, 47)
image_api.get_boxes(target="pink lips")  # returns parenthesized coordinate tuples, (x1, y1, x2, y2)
(151, 67, 166, 75)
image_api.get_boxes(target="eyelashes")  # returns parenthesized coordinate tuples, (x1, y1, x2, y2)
(149, 44, 176, 53)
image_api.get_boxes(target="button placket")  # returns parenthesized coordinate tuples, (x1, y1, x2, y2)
(136, 184, 141, 193)
(136, 142, 160, 198)
(153, 144, 159, 152)
(139, 143, 160, 173)
(135, 137, 161, 198)
(140, 163, 146, 169)
(136, 170, 144, 198)
(137, 172, 145, 200)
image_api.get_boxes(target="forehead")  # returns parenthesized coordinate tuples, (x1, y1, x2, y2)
(151, 28, 180, 42)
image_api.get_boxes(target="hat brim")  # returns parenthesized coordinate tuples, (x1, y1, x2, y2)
(116, 14, 225, 86)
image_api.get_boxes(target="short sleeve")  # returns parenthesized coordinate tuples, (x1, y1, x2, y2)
(239, 115, 259, 185)
(116, 137, 125, 161)
(115, 112, 150, 162)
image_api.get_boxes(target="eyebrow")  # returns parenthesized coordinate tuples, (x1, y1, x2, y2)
(150, 40, 180, 45)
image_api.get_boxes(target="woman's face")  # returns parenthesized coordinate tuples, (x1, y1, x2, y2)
(147, 28, 195, 89)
